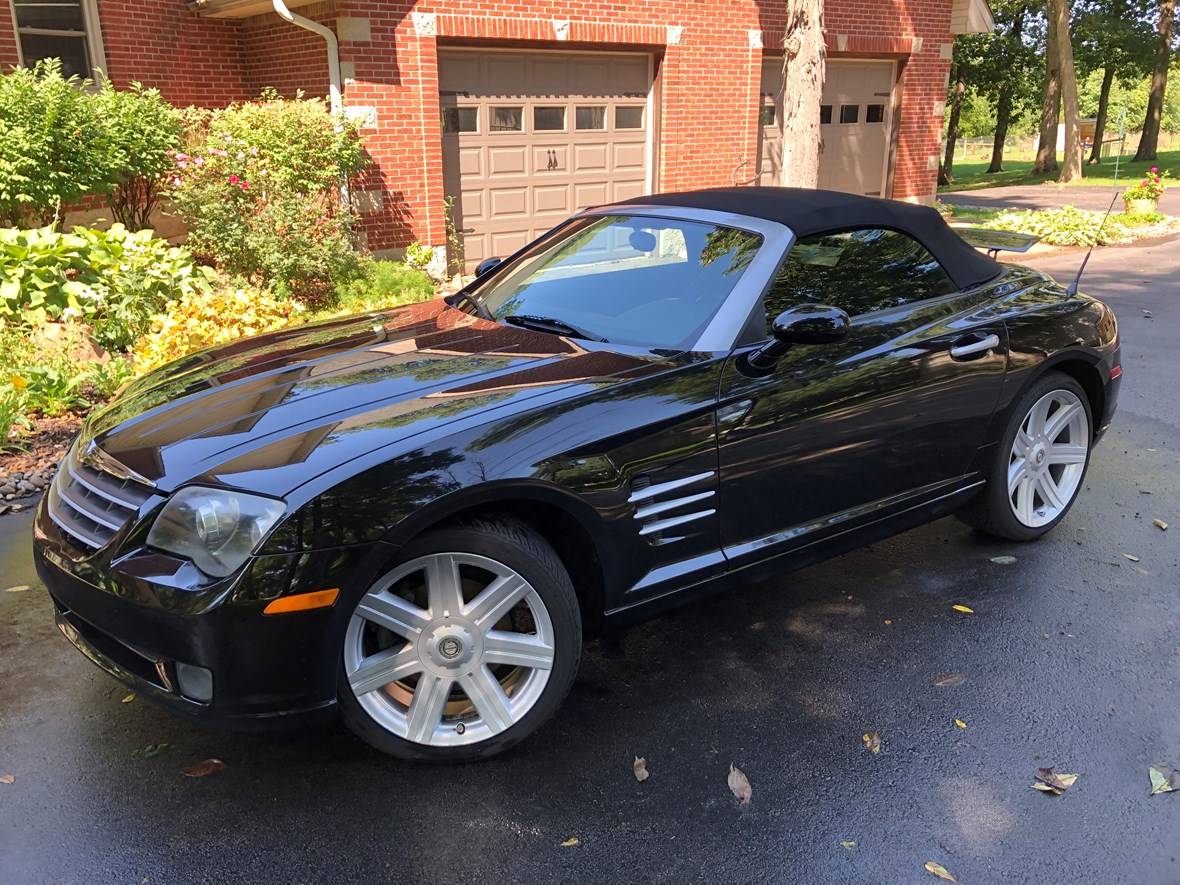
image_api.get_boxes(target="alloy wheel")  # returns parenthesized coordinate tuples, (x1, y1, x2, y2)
(1007, 389, 1089, 528)
(343, 552, 556, 747)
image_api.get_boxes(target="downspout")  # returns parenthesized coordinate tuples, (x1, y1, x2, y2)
(271, 0, 342, 117)
(270, 0, 349, 205)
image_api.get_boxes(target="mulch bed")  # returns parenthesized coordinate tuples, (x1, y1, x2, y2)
(0, 414, 83, 515)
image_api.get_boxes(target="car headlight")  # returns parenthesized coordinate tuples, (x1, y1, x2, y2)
(146, 487, 285, 578)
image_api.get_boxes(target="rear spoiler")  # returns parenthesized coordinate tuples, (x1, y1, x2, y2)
(952, 227, 1041, 258)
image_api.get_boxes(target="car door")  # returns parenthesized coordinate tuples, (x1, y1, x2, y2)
(716, 227, 1008, 568)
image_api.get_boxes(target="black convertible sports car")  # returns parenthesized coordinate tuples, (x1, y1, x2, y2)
(33, 188, 1120, 761)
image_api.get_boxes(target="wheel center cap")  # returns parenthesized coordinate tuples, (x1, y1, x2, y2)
(418, 620, 480, 673)
(438, 636, 463, 659)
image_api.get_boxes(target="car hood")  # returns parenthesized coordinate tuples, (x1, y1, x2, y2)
(84, 299, 666, 496)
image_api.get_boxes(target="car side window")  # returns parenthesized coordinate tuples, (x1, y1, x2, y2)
(764, 228, 957, 327)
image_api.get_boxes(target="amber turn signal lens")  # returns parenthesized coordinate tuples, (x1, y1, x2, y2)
(263, 588, 340, 615)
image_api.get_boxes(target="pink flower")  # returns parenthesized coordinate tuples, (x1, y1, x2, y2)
(1150, 166, 1159, 173)
(239, 182, 250, 191)
(228, 174, 240, 185)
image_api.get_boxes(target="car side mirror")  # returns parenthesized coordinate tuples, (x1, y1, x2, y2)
(746, 304, 851, 371)
(474, 257, 502, 277)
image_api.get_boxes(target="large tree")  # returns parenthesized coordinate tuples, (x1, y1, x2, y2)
(1050, 0, 1083, 182)
(1033, 3, 1063, 175)
(986, 3, 1032, 173)
(1135, 0, 1177, 160)
(778, 0, 827, 186)
(939, 61, 968, 184)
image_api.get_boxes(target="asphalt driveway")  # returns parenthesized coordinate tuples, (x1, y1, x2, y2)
(941, 183, 1180, 216)
(1, 236, 1178, 884)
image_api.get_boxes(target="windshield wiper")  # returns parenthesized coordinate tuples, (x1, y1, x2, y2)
(448, 290, 493, 320)
(503, 314, 608, 342)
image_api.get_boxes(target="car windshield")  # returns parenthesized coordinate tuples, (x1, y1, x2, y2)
(470, 214, 763, 349)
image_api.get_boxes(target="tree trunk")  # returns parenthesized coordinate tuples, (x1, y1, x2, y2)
(987, 5, 1026, 175)
(778, 0, 827, 187)
(1135, 0, 1176, 161)
(1053, 0, 1082, 183)
(1088, 66, 1115, 164)
(988, 87, 1014, 173)
(940, 63, 966, 185)
(1033, 12, 1061, 175)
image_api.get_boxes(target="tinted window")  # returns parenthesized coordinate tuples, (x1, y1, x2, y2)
(764, 228, 957, 325)
(534, 106, 566, 131)
(474, 215, 763, 349)
(616, 106, 644, 129)
(839, 104, 859, 124)
(441, 107, 477, 133)
(820, 105, 833, 124)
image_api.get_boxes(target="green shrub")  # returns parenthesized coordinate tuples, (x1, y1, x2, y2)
(131, 280, 305, 374)
(0, 386, 32, 452)
(21, 360, 89, 417)
(96, 81, 183, 230)
(1113, 210, 1166, 227)
(0, 224, 213, 350)
(168, 92, 368, 304)
(332, 260, 436, 314)
(0, 60, 110, 227)
(87, 356, 135, 400)
(404, 242, 434, 270)
(988, 206, 1128, 246)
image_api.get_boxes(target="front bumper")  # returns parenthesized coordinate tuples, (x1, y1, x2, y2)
(34, 500, 381, 731)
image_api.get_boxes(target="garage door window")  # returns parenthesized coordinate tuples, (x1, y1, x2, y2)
(616, 107, 644, 129)
(442, 107, 478, 133)
(866, 104, 885, 124)
(764, 228, 956, 322)
(820, 105, 833, 125)
(576, 106, 607, 130)
(490, 107, 523, 132)
(534, 106, 566, 131)
(839, 105, 859, 124)
(759, 103, 776, 127)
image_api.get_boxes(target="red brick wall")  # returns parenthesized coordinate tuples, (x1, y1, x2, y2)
(95, 2, 248, 106)
(0, 0, 18, 70)
(241, 2, 335, 98)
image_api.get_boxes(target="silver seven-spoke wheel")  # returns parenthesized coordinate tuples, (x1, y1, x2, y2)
(1007, 388, 1090, 528)
(343, 552, 556, 748)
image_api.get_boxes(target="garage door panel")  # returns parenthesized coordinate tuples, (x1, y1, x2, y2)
(440, 49, 651, 271)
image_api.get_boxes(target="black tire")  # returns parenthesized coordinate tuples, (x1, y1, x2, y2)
(338, 516, 581, 762)
(959, 371, 1093, 542)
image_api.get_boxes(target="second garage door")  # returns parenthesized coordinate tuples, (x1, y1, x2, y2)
(758, 59, 895, 196)
(439, 50, 652, 269)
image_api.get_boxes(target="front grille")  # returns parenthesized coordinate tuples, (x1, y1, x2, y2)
(46, 445, 153, 553)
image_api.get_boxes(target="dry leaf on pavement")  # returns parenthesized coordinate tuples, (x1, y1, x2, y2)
(1149, 764, 1179, 795)
(924, 860, 957, 882)
(1033, 767, 1079, 795)
(633, 756, 649, 783)
(952, 604, 974, 614)
(3, 585, 30, 593)
(1152, 519, 1168, 531)
(728, 764, 752, 804)
(989, 555, 1017, 565)
(183, 758, 226, 778)
(954, 719, 968, 729)
(934, 672, 966, 687)
(840, 840, 857, 850)
(561, 837, 580, 847)
(0, 774, 14, 785)
(862, 732, 882, 754)
(1122, 552, 1141, 562)
(131, 743, 170, 760)
(121, 694, 136, 704)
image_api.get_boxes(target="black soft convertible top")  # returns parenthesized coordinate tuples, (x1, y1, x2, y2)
(615, 187, 1003, 291)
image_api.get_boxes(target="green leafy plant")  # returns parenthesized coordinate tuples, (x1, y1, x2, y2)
(986, 206, 1130, 246)
(87, 357, 135, 400)
(22, 360, 90, 417)
(444, 195, 465, 277)
(333, 259, 436, 314)
(167, 92, 368, 304)
(0, 224, 213, 350)
(1123, 168, 1169, 202)
(0, 385, 32, 452)
(404, 241, 434, 270)
(96, 81, 184, 230)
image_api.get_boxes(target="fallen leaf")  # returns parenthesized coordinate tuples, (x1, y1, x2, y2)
(934, 672, 966, 687)
(951, 604, 974, 614)
(121, 693, 136, 704)
(840, 840, 857, 850)
(560, 837, 580, 847)
(1152, 519, 1168, 531)
(1122, 552, 1141, 562)
(924, 860, 957, 882)
(1033, 767, 1079, 795)
(0, 774, 14, 784)
(728, 763, 752, 804)
(862, 732, 882, 754)
(3, 585, 30, 593)
(182, 758, 225, 778)
(633, 756, 649, 783)
(955, 719, 968, 729)
(1149, 764, 1179, 795)
(883, 619, 893, 625)
(989, 555, 1017, 565)
(132, 742, 170, 760)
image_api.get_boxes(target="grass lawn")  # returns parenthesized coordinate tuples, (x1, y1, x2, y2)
(939, 148, 1180, 192)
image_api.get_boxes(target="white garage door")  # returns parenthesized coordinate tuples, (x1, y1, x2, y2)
(757, 59, 894, 196)
(439, 50, 652, 269)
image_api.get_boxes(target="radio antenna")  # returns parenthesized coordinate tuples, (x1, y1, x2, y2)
(1067, 111, 1127, 296)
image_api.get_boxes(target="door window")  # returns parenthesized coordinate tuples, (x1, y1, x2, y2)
(616, 106, 644, 129)
(839, 105, 860, 124)
(764, 228, 957, 325)
(533, 106, 566, 131)
(575, 106, 607, 130)
(490, 107, 523, 132)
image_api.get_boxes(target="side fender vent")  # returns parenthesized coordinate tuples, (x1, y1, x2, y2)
(629, 470, 716, 545)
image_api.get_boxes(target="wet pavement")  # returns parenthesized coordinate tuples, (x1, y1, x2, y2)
(2, 237, 1178, 884)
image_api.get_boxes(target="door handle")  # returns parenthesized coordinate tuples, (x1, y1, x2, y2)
(949, 333, 1000, 360)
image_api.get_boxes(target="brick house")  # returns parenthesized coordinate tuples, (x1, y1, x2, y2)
(2, 0, 992, 265)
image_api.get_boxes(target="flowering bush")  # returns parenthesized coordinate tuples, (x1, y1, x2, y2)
(168, 93, 368, 305)
(1123, 168, 1169, 203)
(130, 282, 305, 374)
